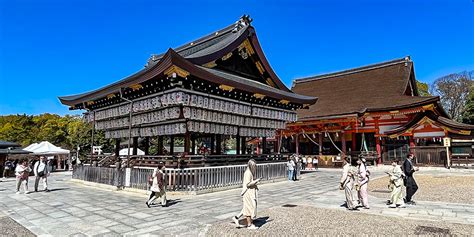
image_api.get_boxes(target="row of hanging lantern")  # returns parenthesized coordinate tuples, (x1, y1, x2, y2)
(240, 127, 275, 137)
(104, 122, 188, 139)
(183, 107, 245, 126)
(95, 117, 129, 130)
(187, 121, 238, 135)
(132, 107, 180, 126)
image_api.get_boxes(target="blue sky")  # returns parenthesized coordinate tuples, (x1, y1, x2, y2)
(0, 0, 472, 116)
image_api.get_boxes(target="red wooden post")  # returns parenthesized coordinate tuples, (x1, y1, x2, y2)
(295, 134, 300, 155)
(351, 132, 357, 151)
(376, 137, 382, 165)
(318, 133, 323, 156)
(341, 132, 346, 158)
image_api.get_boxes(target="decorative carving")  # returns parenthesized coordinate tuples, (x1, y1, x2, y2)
(279, 99, 290, 105)
(238, 39, 255, 56)
(266, 78, 276, 87)
(219, 84, 234, 92)
(253, 93, 265, 99)
(164, 65, 190, 78)
(129, 84, 143, 91)
(221, 52, 233, 61)
(107, 93, 116, 99)
(203, 61, 217, 68)
(255, 61, 265, 74)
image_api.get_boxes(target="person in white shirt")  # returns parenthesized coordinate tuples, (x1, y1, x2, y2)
(15, 159, 31, 194)
(34, 156, 50, 192)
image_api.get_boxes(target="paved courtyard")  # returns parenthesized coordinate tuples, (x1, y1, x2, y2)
(0, 168, 473, 236)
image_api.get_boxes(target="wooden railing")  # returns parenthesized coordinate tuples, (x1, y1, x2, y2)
(83, 153, 288, 168)
(73, 162, 287, 193)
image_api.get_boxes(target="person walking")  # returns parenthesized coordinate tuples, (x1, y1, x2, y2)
(302, 157, 307, 170)
(287, 157, 295, 181)
(146, 162, 167, 208)
(232, 159, 261, 229)
(387, 160, 405, 208)
(34, 156, 50, 192)
(356, 158, 370, 209)
(2, 160, 13, 180)
(292, 156, 298, 181)
(313, 156, 318, 170)
(403, 154, 419, 205)
(15, 159, 30, 194)
(340, 157, 357, 211)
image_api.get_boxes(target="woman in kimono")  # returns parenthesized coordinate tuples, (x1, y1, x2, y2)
(388, 160, 405, 208)
(340, 157, 357, 210)
(356, 157, 370, 209)
(146, 162, 167, 208)
(232, 159, 261, 229)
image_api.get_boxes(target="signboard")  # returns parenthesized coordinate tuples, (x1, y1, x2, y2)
(92, 146, 103, 154)
(443, 137, 451, 147)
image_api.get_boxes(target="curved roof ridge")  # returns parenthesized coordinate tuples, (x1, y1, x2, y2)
(293, 56, 412, 85)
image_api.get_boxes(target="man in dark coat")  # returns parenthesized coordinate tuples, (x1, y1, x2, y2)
(403, 154, 419, 205)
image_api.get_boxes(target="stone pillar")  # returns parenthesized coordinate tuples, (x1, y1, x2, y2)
(132, 137, 138, 155)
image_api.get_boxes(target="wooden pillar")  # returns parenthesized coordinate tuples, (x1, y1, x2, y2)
(144, 137, 150, 155)
(351, 132, 357, 152)
(115, 138, 120, 159)
(262, 137, 267, 154)
(157, 136, 164, 155)
(318, 133, 323, 156)
(210, 135, 215, 154)
(184, 133, 190, 154)
(191, 135, 196, 155)
(241, 137, 246, 155)
(216, 135, 222, 155)
(132, 137, 138, 155)
(169, 135, 175, 155)
(341, 132, 346, 158)
(409, 135, 415, 150)
(295, 134, 300, 155)
(276, 135, 281, 154)
(236, 134, 241, 155)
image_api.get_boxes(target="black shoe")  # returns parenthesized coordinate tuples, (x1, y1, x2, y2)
(161, 204, 167, 207)
(44, 189, 50, 192)
(146, 202, 150, 208)
(35, 189, 38, 192)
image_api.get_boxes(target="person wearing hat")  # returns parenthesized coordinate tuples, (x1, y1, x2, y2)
(340, 157, 357, 210)
(146, 162, 167, 208)
(356, 157, 370, 209)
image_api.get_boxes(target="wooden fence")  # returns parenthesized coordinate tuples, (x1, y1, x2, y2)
(73, 162, 287, 193)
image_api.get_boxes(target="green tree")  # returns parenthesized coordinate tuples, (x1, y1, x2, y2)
(416, 80, 430, 96)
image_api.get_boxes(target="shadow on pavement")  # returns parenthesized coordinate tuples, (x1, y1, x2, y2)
(150, 199, 181, 207)
(253, 216, 271, 227)
(47, 188, 70, 192)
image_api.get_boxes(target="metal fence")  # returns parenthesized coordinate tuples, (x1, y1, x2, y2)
(73, 162, 287, 193)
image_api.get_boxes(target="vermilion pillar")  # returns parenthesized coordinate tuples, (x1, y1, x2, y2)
(351, 133, 357, 152)
(376, 137, 382, 165)
(295, 134, 300, 155)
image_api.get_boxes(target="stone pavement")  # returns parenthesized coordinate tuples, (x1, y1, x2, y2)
(0, 168, 473, 236)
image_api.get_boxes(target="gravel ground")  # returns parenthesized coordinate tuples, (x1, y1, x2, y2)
(369, 174, 474, 204)
(206, 205, 474, 236)
(0, 214, 35, 237)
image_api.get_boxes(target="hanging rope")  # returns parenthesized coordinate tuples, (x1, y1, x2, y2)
(325, 131, 343, 154)
(361, 133, 368, 152)
(302, 130, 320, 146)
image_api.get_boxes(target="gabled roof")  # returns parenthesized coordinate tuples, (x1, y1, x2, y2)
(385, 111, 474, 136)
(292, 57, 441, 120)
(59, 16, 312, 108)
(59, 49, 317, 106)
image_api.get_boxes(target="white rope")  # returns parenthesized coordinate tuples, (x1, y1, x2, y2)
(302, 130, 320, 146)
(325, 131, 343, 154)
(361, 133, 368, 152)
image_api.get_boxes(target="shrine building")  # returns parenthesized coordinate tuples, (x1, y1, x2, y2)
(284, 57, 474, 166)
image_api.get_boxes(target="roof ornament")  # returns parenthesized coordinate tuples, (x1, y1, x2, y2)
(145, 54, 160, 67)
(232, 15, 252, 33)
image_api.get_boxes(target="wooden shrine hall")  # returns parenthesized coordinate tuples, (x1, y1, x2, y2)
(283, 57, 474, 166)
(58, 15, 317, 162)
